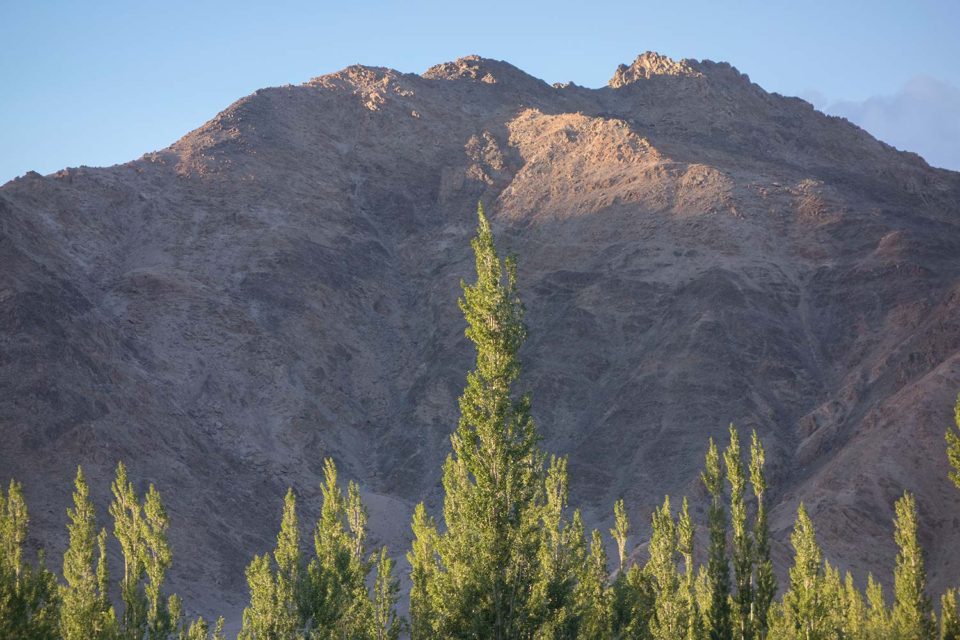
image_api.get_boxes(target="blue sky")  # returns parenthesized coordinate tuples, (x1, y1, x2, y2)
(2, 0, 958, 184)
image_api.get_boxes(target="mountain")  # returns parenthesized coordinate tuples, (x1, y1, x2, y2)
(2, 52, 959, 623)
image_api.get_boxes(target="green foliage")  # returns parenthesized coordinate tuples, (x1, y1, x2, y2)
(239, 460, 392, 640)
(408, 503, 439, 640)
(60, 466, 116, 640)
(611, 562, 654, 640)
(371, 548, 401, 640)
(179, 616, 223, 640)
(773, 503, 829, 640)
(703, 437, 732, 640)
(891, 492, 936, 640)
(304, 459, 375, 638)
(750, 431, 776, 640)
(725, 426, 753, 640)
(530, 456, 584, 639)
(941, 589, 960, 640)
(865, 574, 892, 640)
(0, 480, 60, 639)
(238, 488, 304, 640)
(677, 498, 702, 640)
(111, 461, 147, 638)
(841, 571, 866, 640)
(109, 462, 179, 640)
(647, 496, 685, 640)
(419, 203, 549, 639)
(575, 529, 611, 639)
(611, 499, 629, 574)
(948, 393, 960, 490)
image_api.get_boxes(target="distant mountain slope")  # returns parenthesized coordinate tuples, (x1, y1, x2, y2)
(2, 52, 959, 622)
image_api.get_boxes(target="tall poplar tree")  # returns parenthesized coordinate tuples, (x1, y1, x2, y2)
(776, 504, 828, 640)
(647, 497, 684, 640)
(702, 438, 732, 640)
(941, 589, 960, 640)
(0, 479, 60, 639)
(416, 203, 547, 639)
(864, 574, 891, 640)
(611, 498, 629, 575)
(530, 456, 582, 638)
(304, 458, 375, 638)
(408, 503, 440, 640)
(841, 572, 866, 640)
(891, 492, 935, 640)
(749, 431, 775, 640)
(575, 530, 611, 639)
(371, 548, 401, 640)
(142, 484, 175, 639)
(111, 461, 148, 639)
(677, 498, 702, 640)
(724, 426, 753, 640)
(948, 393, 960, 490)
(60, 467, 116, 640)
(238, 488, 303, 640)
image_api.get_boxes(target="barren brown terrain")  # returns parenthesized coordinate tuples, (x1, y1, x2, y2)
(2, 52, 959, 623)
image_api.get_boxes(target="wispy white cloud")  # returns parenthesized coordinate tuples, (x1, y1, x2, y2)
(804, 76, 960, 172)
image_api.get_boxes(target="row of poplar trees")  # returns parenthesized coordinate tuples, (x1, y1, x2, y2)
(3, 204, 960, 639)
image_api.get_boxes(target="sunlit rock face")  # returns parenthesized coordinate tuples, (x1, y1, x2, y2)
(2, 53, 959, 623)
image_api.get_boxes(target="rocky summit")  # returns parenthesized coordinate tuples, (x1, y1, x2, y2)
(2, 52, 959, 622)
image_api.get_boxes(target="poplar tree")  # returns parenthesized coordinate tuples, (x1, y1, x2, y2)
(305, 458, 374, 638)
(678, 498, 702, 640)
(609, 498, 651, 640)
(371, 548, 401, 640)
(611, 564, 653, 640)
(948, 393, 960, 490)
(575, 530, 611, 639)
(749, 431, 775, 640)
(239, 555, 280, 640)
(891, 492, 935, 640)
(703, 438, 732, 640)
(60, 467, 116, 640)
(418, 203, 547, 639)
(110, 462, 179, 639)
(408, 503, 440, 640)
(647, 497, 684, 640)
(777, 504, 828, 640)
(724, 426, 753, 640)
(181, 617, 225, 640)
(143, 484, 175, 638)
(0, 480, 60, 639)
(111, 461, 148, 638)
(821, 562, 844, 636)
(274, 488, 302, 636)
(239, 488, 303, 640)
(864, 574, 891, 640)
(841, 572, 866, 640)
(530, 456, 582, 638)
(941, 589, 960, 640)
(611, 499, 629, 574)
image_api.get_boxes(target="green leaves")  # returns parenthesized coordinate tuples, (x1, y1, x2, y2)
(238, 459, 396, 640)
(948, 393, 960, 491)
(892, 492, 936, 640)
(703, 438, 732, 640)
(426, 202, 550, 639)
(60, 467, 116, 640)
(0, 480, 59, 639)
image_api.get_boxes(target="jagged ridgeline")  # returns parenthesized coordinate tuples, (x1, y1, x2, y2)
(2, 207, 959, 639)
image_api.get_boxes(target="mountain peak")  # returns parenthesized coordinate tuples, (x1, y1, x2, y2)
(608, 51, 703, 87)
(423, 55, 542, 86)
